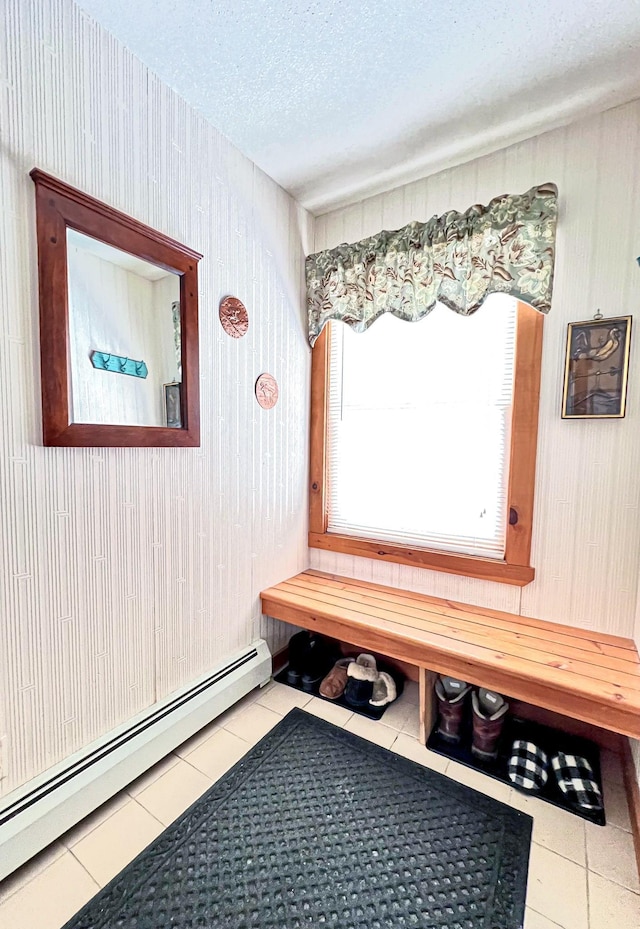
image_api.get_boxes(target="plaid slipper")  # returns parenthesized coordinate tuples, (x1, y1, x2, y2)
(551, 752, 603, 812)
(507, 740, 549, 792)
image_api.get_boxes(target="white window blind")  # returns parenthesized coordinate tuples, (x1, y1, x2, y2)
(327, 295, 517, 559)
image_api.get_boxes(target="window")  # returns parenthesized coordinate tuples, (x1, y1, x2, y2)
(309, 298, 543, 586)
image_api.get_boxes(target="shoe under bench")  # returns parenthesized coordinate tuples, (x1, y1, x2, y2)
(260, 569, 640, 744)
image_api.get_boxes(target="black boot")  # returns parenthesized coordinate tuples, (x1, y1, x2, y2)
(300, 636, 336, 692)
(286, 632, 335, 691)
(286, 631, 313, 686)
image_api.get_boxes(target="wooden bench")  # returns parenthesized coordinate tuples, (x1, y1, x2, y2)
(260, 570, 640, 743)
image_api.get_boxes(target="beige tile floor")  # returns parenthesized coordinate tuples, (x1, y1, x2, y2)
(0, 680, 638, 929)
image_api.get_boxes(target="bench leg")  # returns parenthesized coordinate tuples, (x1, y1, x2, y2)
(419, 668, 437, 745)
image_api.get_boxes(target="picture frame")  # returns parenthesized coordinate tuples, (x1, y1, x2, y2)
(164, 382, 182, 428)
(562, 315, 632, 419)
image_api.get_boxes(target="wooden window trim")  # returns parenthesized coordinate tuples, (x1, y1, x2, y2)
(308, 302, 544, 587)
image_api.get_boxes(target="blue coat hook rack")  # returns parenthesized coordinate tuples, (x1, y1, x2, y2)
(91, 351, 148, 378)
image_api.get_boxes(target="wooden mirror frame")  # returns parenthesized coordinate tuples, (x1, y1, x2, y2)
(31, 169, 202, 447)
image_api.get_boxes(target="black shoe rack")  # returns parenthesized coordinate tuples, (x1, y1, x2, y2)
(427, 713, 605, 825)
(276, 661, 404, 721)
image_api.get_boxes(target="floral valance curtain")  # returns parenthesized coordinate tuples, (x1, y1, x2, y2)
(306, 183, 558, 347)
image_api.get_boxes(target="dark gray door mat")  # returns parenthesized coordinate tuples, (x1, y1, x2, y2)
(63, 708, 532, 929)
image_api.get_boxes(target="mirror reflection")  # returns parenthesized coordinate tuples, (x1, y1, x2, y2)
(67, 229, 182, 428)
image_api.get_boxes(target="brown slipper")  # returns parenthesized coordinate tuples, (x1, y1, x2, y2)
(319, 658, 354, 700)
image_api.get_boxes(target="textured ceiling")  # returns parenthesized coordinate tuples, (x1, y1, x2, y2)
(75, 0, 640, 214)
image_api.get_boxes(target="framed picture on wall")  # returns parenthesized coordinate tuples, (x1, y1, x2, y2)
(164, 382, 182, 428)
(562, 316, 632, 419)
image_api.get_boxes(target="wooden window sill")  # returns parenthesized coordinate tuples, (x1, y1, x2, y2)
(308, 531, 535, 587)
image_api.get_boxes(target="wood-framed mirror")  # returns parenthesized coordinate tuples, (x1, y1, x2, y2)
(31, 169, 202, 446)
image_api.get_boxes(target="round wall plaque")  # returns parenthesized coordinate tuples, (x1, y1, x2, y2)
(219, 296, 249, 338)
(255, 373, 279, 410)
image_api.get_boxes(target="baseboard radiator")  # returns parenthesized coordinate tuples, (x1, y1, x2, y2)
(0, 639, 271, 881)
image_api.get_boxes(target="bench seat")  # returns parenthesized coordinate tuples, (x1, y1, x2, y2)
(260, 570, 640, 742)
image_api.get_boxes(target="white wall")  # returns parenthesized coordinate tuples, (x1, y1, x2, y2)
(0, 0, 311, 797)
(68, 246, 179, 427)
(633, 581, 640, 785)
(313, 100, 640, 640)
